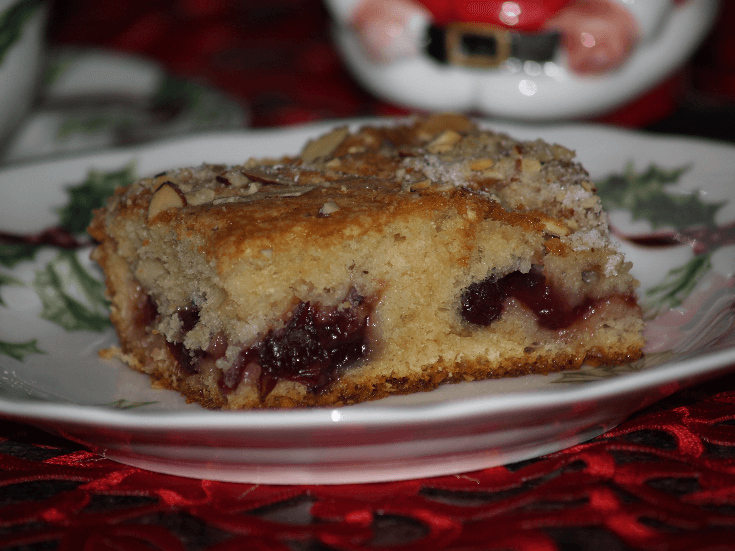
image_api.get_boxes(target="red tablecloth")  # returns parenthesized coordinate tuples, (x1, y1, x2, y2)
(3, 1, 735, 549)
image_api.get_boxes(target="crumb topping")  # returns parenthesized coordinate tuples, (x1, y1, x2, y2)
(106, 114, 608, 255)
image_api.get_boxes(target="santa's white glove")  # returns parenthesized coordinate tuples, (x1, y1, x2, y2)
(343, 0, 432, 63)
(546, 0, 644, 74)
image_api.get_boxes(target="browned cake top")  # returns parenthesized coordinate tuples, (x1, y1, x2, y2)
(90, 114, 609, 269)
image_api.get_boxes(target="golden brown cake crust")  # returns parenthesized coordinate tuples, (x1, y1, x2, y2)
(90, 113, 644, 409)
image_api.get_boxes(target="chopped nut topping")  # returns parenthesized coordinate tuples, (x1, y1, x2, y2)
(521, 158, 542, 173)
(212, 196, 250, 205)
(435, 183, 455, 192)
(185, 188, 216, 206)
(427, 130, 462, 154)
(152, 174, 172, 188)
(301, 127, 350, 163)
(319, 201, 341, 216)
(408, 179, 432, 191)
(470, 159, 495, 171)
(277, 185, 316, 197)
(581, 180, 597, 192)
(225, 171, 250, 187)
(241, 168, 291, 186)
(480, 169, 502, 179)
(415, 112, 475, 141)
(539, 217, 570, 237)
(148, 182, 186, 221)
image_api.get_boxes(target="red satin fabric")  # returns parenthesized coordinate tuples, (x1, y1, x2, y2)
(3, 375, 735, 549)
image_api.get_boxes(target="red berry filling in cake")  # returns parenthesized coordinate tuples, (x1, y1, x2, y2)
(460, 266, 636, 330)
(135, 287, 374, 400)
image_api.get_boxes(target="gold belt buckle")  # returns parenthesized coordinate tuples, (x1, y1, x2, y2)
(445, 23, 511, 68)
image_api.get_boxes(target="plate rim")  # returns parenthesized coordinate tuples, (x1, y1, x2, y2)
(1, 118, 734, 431)
(1, 332, 734, 431)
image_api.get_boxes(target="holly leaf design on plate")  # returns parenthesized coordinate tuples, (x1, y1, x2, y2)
(0, 242, 40, 267)
(645, 253, 714, 312)
(0, 272, 23, 306)
(153, 75, 215, 126)
(100, 399, 159, 409)
(0, 339, 44, 361)
(595, 163, 725, 230)
(0, 273, 40, 359)
(57, 114, 139, 141)
(554, 352, 675, 384)
(33, 250, 110, 332)
(0, 0, 42, 65)
(0, 164, 136, 268)
(596, 162, 732, 311)
(57, 162, 137, 235)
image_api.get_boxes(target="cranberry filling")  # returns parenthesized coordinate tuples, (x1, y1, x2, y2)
(166, 306, 205, 375)
(223, 292, 371, 398)
(461, 267, 596, 330)
(134, 293, 158, 329)
(132, 287, 372, 399)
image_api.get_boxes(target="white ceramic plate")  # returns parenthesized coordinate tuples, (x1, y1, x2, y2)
(1, 119, 734, 484)
(0, 47, 248, 164)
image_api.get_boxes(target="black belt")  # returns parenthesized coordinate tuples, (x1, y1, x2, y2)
(426, 23, 560, 68)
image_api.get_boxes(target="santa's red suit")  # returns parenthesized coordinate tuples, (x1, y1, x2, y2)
(412, 0, 688, 37)
(414, 0, 572, 31)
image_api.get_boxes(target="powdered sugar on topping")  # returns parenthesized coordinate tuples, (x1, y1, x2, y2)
(604, 253, 624, 276)
(568, 229, 611, 252)
(403, 156, 468, 188)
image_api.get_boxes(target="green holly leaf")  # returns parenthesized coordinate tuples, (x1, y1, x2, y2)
(56, 114, 139, 140)
(645, 253, 713, 311)
(56, 115, 111, 140)
(153, 75, 234, 126)
(0, 272, 23, 306)
(33, 250, 110, 332)
(596, 163, 725, 230)
(0, 242, 40, 267)
(57, 162, 137, 235)
(553, 362, 641, 383)
(43, 52, 71, 88)
(153, 75, 201, 118)
(0, 0, 42, 65)
(0, 338, 44, 361)
(554, 352, 674, 384)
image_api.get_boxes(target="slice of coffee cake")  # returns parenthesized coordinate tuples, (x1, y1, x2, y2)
(89, 114, 644, 409)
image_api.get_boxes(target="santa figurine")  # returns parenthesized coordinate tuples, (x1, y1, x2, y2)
(325, 0, 719, 122)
